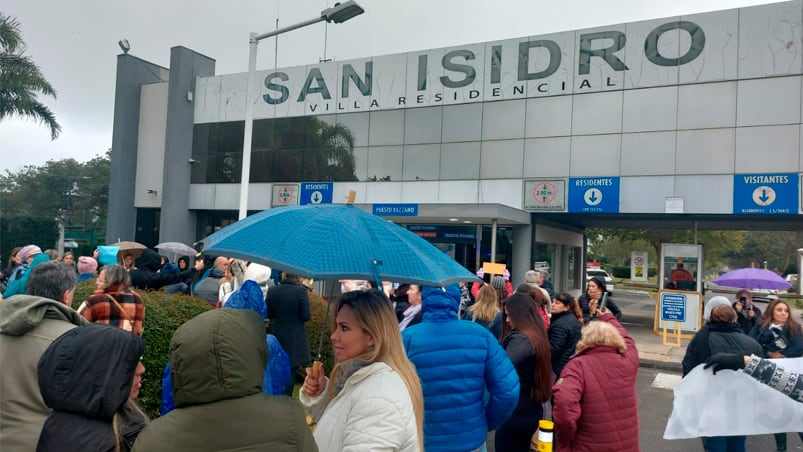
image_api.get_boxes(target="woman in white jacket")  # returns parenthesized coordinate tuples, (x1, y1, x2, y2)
(300, 290, 424, 452)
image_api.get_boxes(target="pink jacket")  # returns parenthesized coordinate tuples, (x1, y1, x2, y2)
(552, 313, 639, 451)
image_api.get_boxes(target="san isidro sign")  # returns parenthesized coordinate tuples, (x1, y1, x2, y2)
(196, 20, 709, 122)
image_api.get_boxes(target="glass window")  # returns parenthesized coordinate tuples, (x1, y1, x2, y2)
(404, 106, 443, 145)
(336, 112, 369, 147)
(192, 116, 360, 183)
(442, 103, 482, 143)
(366, 146, 403, 181)
(402, 144, 441, 181)
(368, 110, 405, 146)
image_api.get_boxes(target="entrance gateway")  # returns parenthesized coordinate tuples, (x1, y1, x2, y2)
(110, 1, 802, 297)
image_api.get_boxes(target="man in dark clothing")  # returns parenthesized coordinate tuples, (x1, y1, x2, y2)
(130, 249, 201, 291)
(192, 257, 228, 305)
(535, 269, 555, 299)
(266, 274, 312, 395)
(731, 289, 761, 335)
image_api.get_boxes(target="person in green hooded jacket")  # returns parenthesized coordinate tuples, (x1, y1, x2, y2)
(132, 308, 316, 452)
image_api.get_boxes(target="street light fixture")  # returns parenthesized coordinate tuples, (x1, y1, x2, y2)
(237, 1, 365, 219)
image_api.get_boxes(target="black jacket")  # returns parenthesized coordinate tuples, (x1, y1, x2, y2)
(732, 302, 762, 335)
(681, 322, 763, 376)
(130, 249, 197, 291)
(266, 279, 312, 368)
(548, 310, 582, 377)
(578, 293, 622, 324)
(37, 324, 146, 452)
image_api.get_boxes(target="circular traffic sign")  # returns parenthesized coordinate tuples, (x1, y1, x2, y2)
(532, 182, 557, 205)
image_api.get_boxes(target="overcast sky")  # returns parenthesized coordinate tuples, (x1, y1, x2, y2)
(1, 0, 778, 173)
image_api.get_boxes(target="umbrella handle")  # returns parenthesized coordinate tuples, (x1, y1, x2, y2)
(316, 282, 338, 361)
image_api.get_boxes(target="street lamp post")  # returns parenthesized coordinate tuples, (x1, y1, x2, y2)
(238, 1, 365, 220)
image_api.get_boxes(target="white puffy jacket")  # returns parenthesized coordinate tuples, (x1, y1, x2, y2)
(299, 362, 420, 452)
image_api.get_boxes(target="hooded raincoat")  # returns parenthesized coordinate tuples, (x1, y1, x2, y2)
(0, 295, 86, 452)
(133, 309, 316, 452)
(36, 324, 147, 451)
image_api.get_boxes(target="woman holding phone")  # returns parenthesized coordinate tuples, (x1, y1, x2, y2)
(578, 276, 621, 323)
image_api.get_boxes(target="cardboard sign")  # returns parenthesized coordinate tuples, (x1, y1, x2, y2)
(482, 262, 506, 276)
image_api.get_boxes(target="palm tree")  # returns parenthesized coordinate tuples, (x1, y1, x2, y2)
(0, 13, 61, 139)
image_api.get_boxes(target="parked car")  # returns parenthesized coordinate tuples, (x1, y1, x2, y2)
(586, 269, 614, 294)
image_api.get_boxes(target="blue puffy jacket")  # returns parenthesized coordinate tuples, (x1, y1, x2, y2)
(402, 284, 519, 452)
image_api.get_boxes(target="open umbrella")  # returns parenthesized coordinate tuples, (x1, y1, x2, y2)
(155, 242, 197, 257)
(108, 241, 147, 262)
(198, 204, 480, 287)
(712, 267, 792, 290)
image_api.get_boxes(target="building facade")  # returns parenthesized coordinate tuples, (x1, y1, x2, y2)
(108, 1, 803, 292)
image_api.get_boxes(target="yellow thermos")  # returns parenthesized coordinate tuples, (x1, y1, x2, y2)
(536, 419, 554, 452)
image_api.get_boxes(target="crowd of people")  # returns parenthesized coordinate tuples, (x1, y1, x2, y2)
(28, 241, 803, 450)
(0, 243, 643, 451)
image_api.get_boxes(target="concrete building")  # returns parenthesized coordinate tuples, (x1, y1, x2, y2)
(108, 0, 803, 292)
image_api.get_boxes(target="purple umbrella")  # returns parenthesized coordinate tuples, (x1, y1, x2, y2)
(712, 268, 792, 290)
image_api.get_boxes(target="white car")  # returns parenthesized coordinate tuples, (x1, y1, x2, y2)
(586, 269, 614, 294)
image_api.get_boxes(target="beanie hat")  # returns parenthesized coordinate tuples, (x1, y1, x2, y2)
(17, 245, 43, 262)
(77, 256, 98, 275)
(491, 275, 506, 290)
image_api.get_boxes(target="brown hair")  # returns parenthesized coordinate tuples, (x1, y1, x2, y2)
(709, 305, 737, 324)
(555, 292, 584, 326)
(503, 293, 552, 403)
(760, 299, 802, 338)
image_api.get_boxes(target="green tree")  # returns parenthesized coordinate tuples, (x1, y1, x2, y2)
(0, 153, 109, 227)
(588, 227, 747, 274)
(0, 13, 61, 139)
(732, 231, 803, 274)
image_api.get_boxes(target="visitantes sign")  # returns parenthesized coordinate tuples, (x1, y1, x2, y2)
(732, 173, 799, 215)
(196, 12, 735, 123)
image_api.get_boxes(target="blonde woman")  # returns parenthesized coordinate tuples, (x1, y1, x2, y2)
(469, 283, 501, 330)
(300, 290, 424, 451)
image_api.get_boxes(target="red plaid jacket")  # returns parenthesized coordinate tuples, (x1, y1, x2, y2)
(77, 286, 144, 336)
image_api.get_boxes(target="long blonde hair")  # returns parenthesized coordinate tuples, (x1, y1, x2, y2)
(470, 284, 500, 323)
(112, 399, 148, 452)
(327, 290, 424, 448)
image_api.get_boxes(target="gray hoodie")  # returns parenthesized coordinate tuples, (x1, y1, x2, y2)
(0, 295, 85, 452)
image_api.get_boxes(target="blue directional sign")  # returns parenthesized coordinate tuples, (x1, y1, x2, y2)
(372, 204, 419, 216)
(660, 293, 687, 322)
(733, 173, 798, 215)
(568, 177, 620, 213)
(299, 182, 333, 205)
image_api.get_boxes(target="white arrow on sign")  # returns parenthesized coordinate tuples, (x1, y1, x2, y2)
(584, 188, 603, 206)
(751, 185, 776, 206)
(311, 190, 323, 204)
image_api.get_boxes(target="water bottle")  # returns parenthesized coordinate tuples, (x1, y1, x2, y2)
(536, 419, 554, 452)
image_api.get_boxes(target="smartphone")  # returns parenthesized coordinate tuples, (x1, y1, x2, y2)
(599, 292, 609, 312)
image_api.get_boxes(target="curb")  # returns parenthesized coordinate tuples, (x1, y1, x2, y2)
(639, 358, 682, 373)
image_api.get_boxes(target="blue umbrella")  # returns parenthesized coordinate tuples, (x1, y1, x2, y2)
(198, 204, 480, 287)
(712, 267, 792, 290)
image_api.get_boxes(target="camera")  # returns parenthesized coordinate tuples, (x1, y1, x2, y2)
(739, 296, 747, 303)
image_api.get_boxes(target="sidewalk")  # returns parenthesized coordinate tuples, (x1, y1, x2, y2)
(619, 289, 803, 374)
